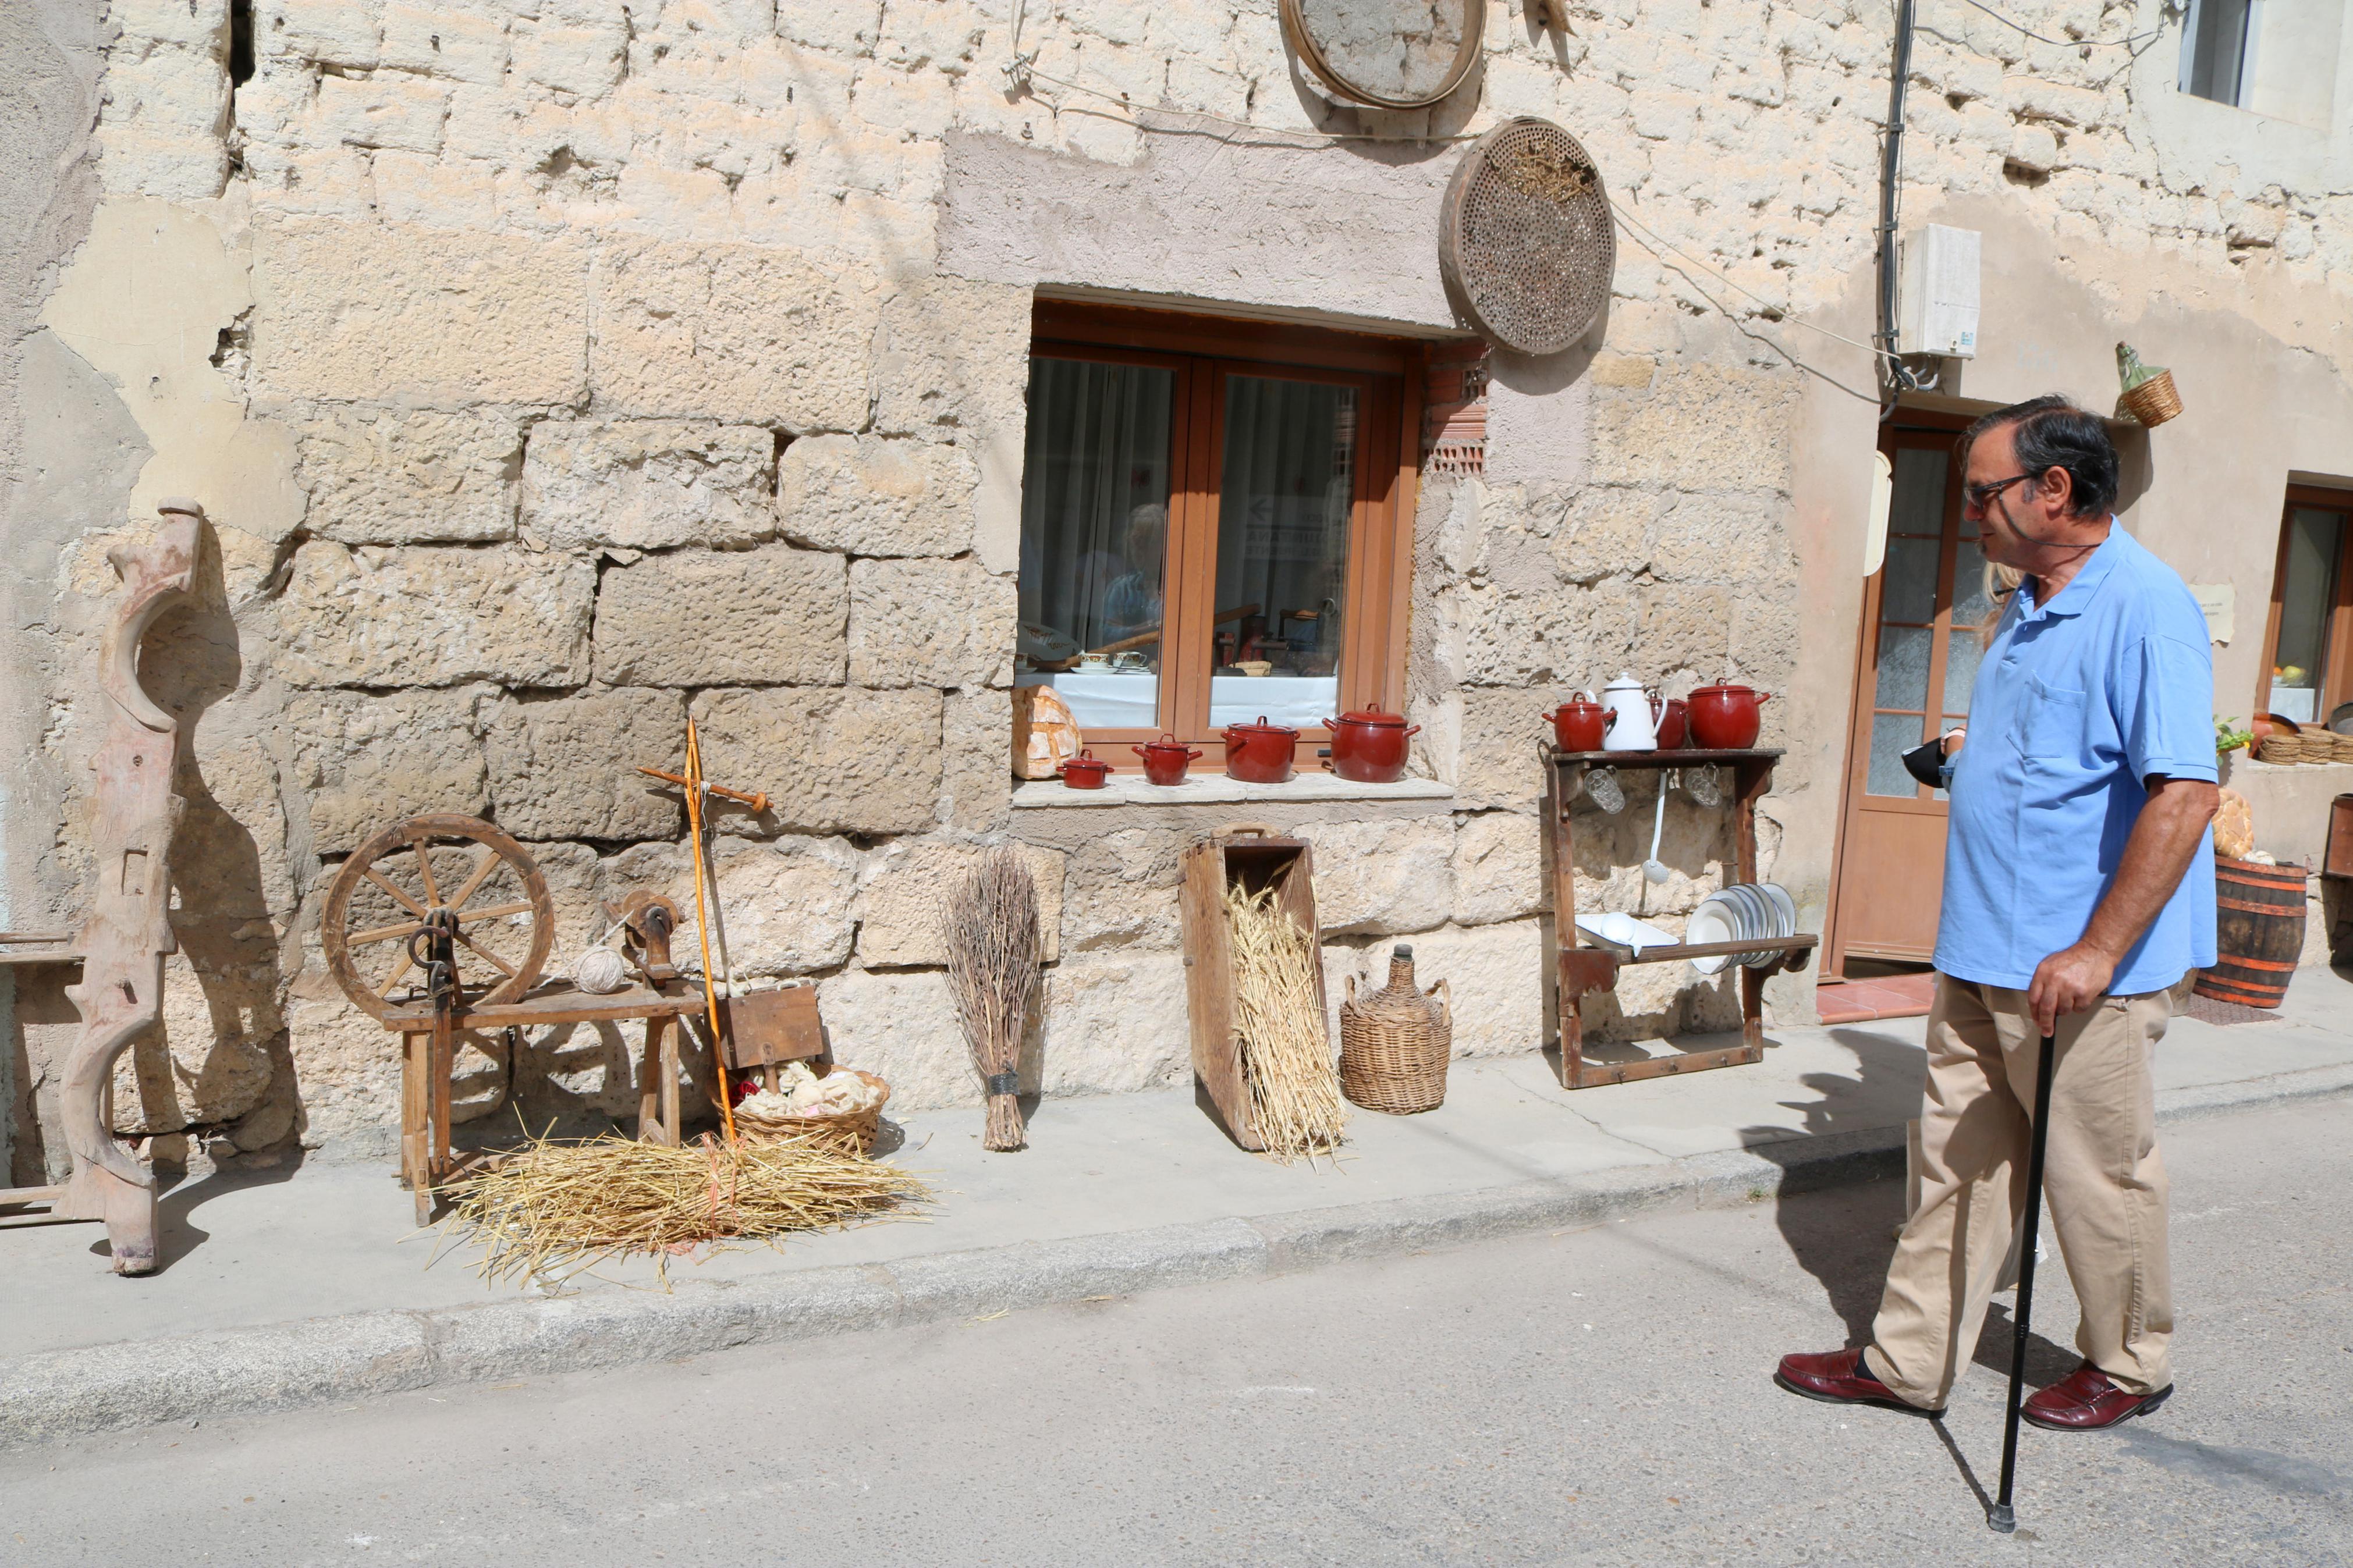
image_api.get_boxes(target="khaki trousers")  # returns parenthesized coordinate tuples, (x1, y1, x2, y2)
(1864, 976, 2173, 1410)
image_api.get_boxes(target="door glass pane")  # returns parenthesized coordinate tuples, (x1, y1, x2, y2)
(1951, 539, 1992, 625)
(1207, 375, 1355, 728)
(1867, 713, 1924, 797)
(2270, 508, 2343, 724)
(1882, 537, 1940, 624)
(1889, 449, 1949, 536)
(1944, 628, 1984, 719)
(1016, 358, 1174, 730)
(1874, 626, 1931, 711)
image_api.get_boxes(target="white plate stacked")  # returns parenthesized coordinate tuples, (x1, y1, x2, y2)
(1684, 881, 1797, 974)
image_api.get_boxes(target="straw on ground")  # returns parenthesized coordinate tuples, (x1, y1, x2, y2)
(1226, 879, 1349, 1165)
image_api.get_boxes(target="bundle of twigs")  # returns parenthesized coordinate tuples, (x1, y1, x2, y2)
(441, 1129, 929, 1288)
(945, 847, 1041, 1151)
(1225, 879, 1348, 1165)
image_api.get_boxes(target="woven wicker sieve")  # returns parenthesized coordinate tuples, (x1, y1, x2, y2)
(1339, 945, 1452, 1115)
(1282, 0, 1485, 110)
(1440, 117, 1615, 355)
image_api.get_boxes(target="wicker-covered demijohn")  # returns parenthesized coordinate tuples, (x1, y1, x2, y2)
(1339, 944, 1453, 1115)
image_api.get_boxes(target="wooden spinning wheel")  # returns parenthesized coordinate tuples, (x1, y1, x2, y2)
(321, 814, 555, 1021)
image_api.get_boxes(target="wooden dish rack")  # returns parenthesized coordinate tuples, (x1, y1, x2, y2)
(1542, 745, 1817, 1089)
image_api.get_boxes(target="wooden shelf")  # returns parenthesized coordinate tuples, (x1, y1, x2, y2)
(1576, 934, 1819, 966)
(1542, 745, 1784, 768)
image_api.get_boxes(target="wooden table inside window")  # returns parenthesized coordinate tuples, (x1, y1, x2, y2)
(377, 983, 710, 1223)
(1543, 745, 1817, 1089)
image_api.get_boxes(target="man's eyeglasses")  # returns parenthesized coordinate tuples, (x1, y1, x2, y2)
(1964, 472, 2038, 509)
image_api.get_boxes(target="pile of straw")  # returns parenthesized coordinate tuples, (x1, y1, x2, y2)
(441, 1129, 929, 1287)
(1225, 880, 1349, 1165)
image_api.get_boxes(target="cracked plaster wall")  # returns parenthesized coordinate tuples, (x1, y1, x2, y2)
(9, 0, 2352, 1172)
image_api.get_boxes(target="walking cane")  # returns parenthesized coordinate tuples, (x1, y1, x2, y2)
(1988, 1029, 2059, 1534)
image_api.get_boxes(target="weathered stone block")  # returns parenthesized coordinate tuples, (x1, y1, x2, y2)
(294, 407, 520, 544)
(1451, 811, 1542, 926)
(592, 545, 846, 687)
(262, 0, 380, 67)
(848, 557, 1014, 689)
(514, 19, 627, 95)
(252, 219, 592, 406)
(1060, 826, 1186, 952)
(691, 687, 943, 836)
(379, 2, 509, 83)
(855, 840, 1064, 967)
(1327, 920, 1545, 1058)
(1294, 819, 1454, 936)
(484, 688, 687, 842)
(272, 543, 594, 689)
(591, 237, 881, 432)
(184, 733, 299, 922)
(283, 977, 402, 1154)
(316, 74, 449, 152)
(700, 838, 862, 977)
(282, 685, 490, 857)
(523, 420, 775, 551)
(108, 941, 280, 1136)
(777, 434, 976, 557)
(815, 968, 973, 1110)
(939, 687, 1013, 831)
(1035, 951, 1190, 1097)
(1456, 688, 1562, 810)
(1592, 364, 1797, 492)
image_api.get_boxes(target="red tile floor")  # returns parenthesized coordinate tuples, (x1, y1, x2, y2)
(1815, 970, 1937, 1024)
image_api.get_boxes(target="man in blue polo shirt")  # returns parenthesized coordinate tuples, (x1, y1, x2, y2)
(1777, 395, 2220, 1431)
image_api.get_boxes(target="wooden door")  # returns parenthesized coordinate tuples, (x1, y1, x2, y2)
(1826, 420, 1993, 972)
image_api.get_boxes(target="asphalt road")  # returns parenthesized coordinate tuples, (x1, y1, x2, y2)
(5, 1098, 2349, 1567)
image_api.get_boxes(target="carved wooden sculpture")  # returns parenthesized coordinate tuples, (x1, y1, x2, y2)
(0, 503, 200, 1272)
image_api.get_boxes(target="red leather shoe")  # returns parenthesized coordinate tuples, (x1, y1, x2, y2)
(2021, 1363, 2172, 1431)
(1773, 1348, 1943, 1417)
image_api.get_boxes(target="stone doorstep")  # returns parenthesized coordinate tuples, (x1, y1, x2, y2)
(3, 1054, 2351, 1448)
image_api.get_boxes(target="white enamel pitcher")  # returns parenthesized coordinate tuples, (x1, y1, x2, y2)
(1599, 672, 1657, 751)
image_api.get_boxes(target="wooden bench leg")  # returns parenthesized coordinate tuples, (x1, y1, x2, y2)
(660, 1016, 682, 1145)
(637, 1016, 667, 1144)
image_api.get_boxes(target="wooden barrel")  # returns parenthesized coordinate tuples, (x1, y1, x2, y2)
(2193, 857, 2310, 1009)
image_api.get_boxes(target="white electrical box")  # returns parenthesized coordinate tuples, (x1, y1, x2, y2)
(1899, 224, 1981, 359)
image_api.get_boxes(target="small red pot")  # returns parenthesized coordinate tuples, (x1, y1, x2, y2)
(1323, 708, 1421, 784)
(1652, 696, 1689, 751)
(1057, 749, 1113, 789)
(1546, 695, 1609, 753)
(1686, 684, 1771, 749)
(1131, 734, 1202, 786)
(1222, 716, 1300, 784)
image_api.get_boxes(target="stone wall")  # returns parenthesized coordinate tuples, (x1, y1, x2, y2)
(8, 0, 2351, 1174)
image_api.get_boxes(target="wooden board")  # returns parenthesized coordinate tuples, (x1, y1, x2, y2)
(1180, 828, 1325, 1151)
(718, 985, 825, 1070)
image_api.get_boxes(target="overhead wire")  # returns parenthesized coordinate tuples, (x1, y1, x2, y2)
(1950, 0, 2168, 50)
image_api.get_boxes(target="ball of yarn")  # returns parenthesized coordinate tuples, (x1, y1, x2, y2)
(574, 945, 628, 994)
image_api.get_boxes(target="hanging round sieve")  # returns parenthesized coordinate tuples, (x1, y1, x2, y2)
(1282, 0, 1486, 111)
(1439, 116, 1616, 355)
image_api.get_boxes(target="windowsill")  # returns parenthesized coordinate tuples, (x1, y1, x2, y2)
(1012, 773, 1456, 809)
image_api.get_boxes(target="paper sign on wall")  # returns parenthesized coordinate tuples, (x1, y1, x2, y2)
(2188, 582, 2234, 645)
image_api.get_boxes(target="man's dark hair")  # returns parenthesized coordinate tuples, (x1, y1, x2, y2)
(1958, 394, 2119, 518)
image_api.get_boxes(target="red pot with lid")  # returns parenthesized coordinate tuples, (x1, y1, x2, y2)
(1222, 716, 1300, 784)
(1686, 684, 1772, 749)
(1057, 749, 1114, 789)
(1323, 707, 1422, 784)
(1545, 692, 1610, 753)
(1130, 734, 1203, 786)
(1652, 695, 1689, 751)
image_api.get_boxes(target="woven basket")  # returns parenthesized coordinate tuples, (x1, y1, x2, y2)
(1339, 947, 1451, 1115)
(2118, 369, 2182, 428)
(735, 1068, 889, 1155)
(2260, 734, 2307, 765)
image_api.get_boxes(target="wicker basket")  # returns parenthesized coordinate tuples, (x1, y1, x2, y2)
(1339, 946, 1451, 1115)
(2117, 369, 2182, 428)
(2260, 734, 2308, 765)
(735, 1067, 889, 1155)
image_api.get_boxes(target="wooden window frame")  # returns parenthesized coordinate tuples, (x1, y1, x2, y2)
(1024, 301, 1422, 766)
(2253, 485, 2353, 726)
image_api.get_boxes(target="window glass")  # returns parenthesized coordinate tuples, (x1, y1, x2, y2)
(1888, 449, 1948, 536)
(1866, 713, 1924, 798)
(1206, 376, 1355, 728)
(1873, 626, 1931, 712)
(2181, 0, 2256, 106)
(1880, 537, 1940, 625)
(2270, 507, 2344, 724)
(1016, 358, 1174, 730)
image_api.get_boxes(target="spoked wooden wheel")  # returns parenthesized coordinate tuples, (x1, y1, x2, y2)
(321, 814, 555, 1021)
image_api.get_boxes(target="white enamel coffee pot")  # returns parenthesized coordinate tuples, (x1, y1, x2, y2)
(1600, 672, 1658, 751)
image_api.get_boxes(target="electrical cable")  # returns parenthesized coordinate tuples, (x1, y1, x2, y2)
(1951, 0, 2166, 50)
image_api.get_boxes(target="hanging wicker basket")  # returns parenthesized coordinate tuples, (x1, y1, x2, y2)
(1338, 946, 1451, 1115)
(2117, 369, 2182, 428)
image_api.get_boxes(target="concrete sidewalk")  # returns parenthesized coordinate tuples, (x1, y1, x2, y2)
(5, 966, 2351, 1444)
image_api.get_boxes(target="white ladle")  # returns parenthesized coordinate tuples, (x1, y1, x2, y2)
(1644, 776, 1670, 884)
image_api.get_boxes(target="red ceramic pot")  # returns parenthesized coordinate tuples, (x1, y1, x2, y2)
(1130, 734, 1203, 786)
(1222, 716, 1300, 784)
(1323, 708, 1421, 784)
(1058, 749, 1113, 789)
(1686, 684, 1772, 749)
(1545, 695, 1609, 753)
(1651, 696, 1689, 751)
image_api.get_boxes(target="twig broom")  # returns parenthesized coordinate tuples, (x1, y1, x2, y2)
(945, 848, 1041, 1151)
